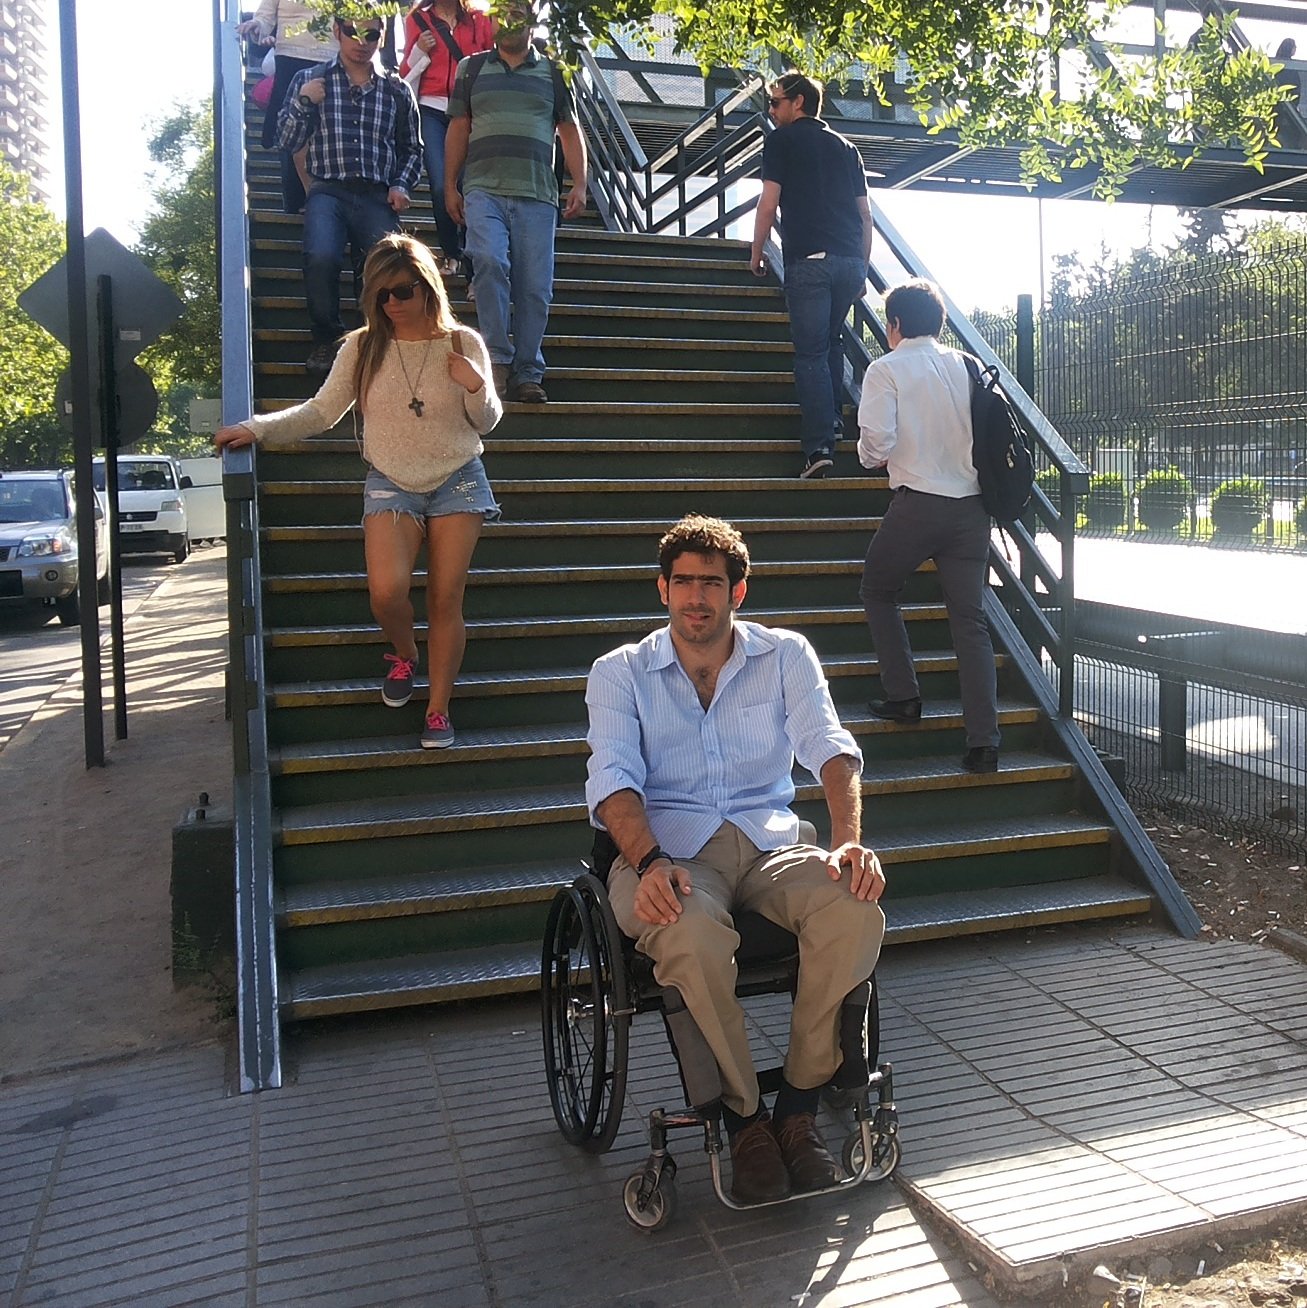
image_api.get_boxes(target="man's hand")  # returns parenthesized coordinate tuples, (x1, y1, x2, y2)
(388, 187, 411, 213)
(633, 861, 693, 926)
(750, 254, 768, 278)
(445, 187, 465, 225)
(826, 842, 885, 902)
(562, 184, 587, 220)
(300, 78, 327, 106)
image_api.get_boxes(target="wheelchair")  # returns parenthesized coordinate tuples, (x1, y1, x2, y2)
(540, 832, 901, 1231)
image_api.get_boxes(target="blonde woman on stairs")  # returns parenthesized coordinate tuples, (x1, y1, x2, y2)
(215, 233, 502, 750)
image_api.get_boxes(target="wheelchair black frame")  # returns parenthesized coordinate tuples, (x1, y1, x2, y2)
(541, 870, 901, 1230)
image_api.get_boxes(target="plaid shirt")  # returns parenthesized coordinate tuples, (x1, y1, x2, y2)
(279, 58, 423, 195)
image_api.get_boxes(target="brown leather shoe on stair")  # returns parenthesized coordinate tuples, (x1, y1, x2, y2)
(729, 1112, 792, 1203)
(775, 1112, 841, 1192)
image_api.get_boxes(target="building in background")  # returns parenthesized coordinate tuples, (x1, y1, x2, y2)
(0, 0, 48, 199)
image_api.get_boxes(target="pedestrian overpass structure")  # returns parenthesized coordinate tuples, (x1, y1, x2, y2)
(215, 0, 1306, 1092)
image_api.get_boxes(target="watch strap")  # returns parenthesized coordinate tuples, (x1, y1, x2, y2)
(636, 845, 669, 875)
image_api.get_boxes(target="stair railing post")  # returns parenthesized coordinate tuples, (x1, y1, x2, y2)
(1015, 293, 1039, 654)
(1158, 666, 1188, 772)
(1059, 470, 1077, 719)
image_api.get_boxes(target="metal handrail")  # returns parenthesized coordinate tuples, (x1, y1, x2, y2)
(569, 61, 1088, 714)
(216, 0, 281, 1093)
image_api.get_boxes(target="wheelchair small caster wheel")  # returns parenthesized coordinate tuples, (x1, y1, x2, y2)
(623, 1170, 677, 1232)
(842, 1129, 901, 1182)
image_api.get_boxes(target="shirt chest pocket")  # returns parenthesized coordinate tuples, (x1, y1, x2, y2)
(716, 701, 784, 775)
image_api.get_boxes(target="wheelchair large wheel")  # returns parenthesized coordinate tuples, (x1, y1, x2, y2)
(541, 873, 630, 1153)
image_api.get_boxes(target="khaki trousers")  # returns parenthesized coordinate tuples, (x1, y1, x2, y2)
(607, 822, 886, 1117)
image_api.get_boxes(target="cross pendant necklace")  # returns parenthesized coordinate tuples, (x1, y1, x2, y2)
(396, 336, 436, 419)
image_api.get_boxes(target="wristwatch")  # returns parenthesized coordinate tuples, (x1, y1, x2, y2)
(297, 93, 315, 109)
(636, 845, 670, 876)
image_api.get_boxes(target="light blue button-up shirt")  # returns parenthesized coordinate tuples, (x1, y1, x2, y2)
(585, 620, 861, 857)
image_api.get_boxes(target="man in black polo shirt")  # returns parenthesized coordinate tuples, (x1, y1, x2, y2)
(750, 72, 872, 479)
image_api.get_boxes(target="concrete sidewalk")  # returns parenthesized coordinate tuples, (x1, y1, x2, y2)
(0, 547, 232, 1082)
(2, 538, 1307, 1306)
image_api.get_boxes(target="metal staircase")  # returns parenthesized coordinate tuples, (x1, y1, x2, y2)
(216, 9, 1198, 1091)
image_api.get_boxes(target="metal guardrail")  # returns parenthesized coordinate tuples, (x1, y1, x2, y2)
(571, 66, 1090, 715)
(216, 0, 281, 1093)
(1073, 603, 1306, 856)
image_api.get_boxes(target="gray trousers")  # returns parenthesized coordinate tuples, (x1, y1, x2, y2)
(607, 822, 886, 1117)
(859, 488, 1000, 749)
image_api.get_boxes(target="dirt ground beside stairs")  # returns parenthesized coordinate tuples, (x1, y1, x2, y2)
(0, 549, 233, 1085)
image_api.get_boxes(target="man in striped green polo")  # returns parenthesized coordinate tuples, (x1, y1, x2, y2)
(444, 2, 588, 404)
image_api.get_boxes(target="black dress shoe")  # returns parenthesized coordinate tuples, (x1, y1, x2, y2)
(962, 746, 999, 773)
(728, 1113, 792, 1203)
(868, 697, 922, 723)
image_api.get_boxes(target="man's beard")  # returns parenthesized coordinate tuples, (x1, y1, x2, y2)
(496, 28, 531, 54)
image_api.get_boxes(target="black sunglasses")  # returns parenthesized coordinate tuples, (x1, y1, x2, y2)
(339, 21, 383, 42)
(767, 94, 793, 108)
(377, 279, 422, 306)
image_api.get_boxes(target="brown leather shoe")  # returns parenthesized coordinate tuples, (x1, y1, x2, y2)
(729, 1113, 792, 1203)
(775, 1112, 841, 1192)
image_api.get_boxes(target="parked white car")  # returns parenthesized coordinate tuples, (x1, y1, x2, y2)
(92, 454, 191, 563)
(0, 470, 110, 625)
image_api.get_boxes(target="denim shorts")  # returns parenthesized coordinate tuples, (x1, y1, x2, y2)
(361, 458, 501, 526)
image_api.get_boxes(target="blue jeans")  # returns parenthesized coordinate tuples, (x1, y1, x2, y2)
(462, 189, 557, 385)
(302, 180, 400, 347)
(419, 107, 462, 262)
(784, 253, 867, 457)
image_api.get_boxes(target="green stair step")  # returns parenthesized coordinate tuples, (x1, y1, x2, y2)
(282, 941, 540, 1017)
(281, 861, 575, 926)
(884, 876, 1152, 943)
(277, 782, 1100, 849)
(267, 602, 944, 648)
(266, 650, 1004, 710)
(279, 866, 1147, 1018)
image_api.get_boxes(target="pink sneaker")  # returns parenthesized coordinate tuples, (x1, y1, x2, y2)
(382, 651, 417, 707)
(421, 711, 455, 750)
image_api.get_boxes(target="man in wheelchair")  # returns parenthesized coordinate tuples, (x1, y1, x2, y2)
(585, 514, 886, 1204)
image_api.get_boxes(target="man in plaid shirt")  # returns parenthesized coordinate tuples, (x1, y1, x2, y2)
(279, 9, 423, 375)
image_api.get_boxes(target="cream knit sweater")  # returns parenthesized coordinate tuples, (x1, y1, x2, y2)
(245, 328, 502, 493)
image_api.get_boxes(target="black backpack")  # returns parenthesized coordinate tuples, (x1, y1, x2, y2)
(962, 355, 1035, 524)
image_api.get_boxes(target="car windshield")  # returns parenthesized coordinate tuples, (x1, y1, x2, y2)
(91, 461, 177, 492)
(0, 479, 67, 523)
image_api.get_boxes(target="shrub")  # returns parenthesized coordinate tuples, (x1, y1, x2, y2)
(1084, 472, 1126, 529)
(1210, 477, 1268, 536)
(1035, 466, 1060, 513)
(1295, 496, 1307, 541)
(1136, 466, 1193, 531)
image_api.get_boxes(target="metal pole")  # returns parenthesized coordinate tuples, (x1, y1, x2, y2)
(59, 0, 104, 768)
(97, 275, 128, 740)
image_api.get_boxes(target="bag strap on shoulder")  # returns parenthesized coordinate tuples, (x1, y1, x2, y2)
(416, 6, 467, 66)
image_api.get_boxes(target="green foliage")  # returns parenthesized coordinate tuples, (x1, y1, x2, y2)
(1084, 472, 1126, 528)
(134, 102, 219, 455)
(1210, 476, 1268, 535)
(1136, 466, 1192, 531)
(0, 163, 69, 469)
(1035, 466, 1060, 512)
(298, 0, 406, 41)
(552, 0, 1291, 199)
(1295, 496, 1307, 540)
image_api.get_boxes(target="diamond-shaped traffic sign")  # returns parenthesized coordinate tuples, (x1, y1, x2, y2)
(18, 228, 184, 364)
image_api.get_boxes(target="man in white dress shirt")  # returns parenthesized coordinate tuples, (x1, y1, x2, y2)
(857, 279, 1000, 774)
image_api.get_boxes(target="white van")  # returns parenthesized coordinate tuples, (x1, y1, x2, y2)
(178, 457, 226, 544)
(92, 454, 191, 563)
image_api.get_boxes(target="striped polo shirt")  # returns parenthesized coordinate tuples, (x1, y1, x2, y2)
(447, 47, 575, 204)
